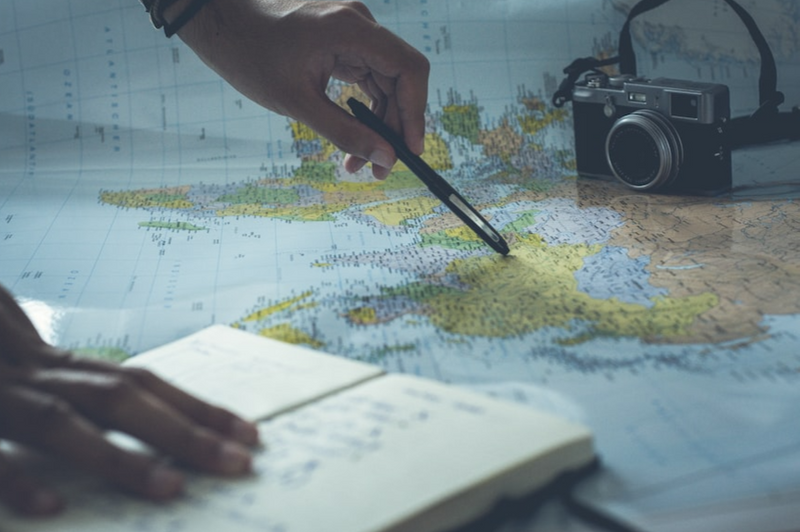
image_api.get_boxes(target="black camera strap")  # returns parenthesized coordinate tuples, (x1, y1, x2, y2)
(552, 0, 800, 148)
(617, 0, 780, 113)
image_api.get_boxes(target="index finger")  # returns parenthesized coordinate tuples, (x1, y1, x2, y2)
(357, 27, 430, 154)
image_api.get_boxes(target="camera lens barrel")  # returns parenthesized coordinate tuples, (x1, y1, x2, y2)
(605, 110, 684, 191)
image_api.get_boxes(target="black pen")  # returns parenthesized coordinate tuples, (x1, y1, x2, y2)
(347, 98, 510, 256)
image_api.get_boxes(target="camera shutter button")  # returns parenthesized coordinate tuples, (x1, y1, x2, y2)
(608, 74, 636, 88)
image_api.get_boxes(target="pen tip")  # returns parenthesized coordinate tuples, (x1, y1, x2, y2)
(497, 237, 510, 256)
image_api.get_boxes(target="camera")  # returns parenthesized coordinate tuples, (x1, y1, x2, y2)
(571, 74, 732, 194)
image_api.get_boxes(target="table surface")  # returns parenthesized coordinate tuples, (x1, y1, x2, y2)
(2, 1, 800, 530)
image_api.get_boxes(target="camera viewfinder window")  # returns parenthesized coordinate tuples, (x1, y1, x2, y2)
(628, 92, 647, 104)
(670, 92, 699, 119)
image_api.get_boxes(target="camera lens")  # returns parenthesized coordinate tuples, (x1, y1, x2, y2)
(605, 110, 683, 191)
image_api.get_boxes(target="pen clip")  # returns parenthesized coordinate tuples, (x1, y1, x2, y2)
(447, 194, 502, 243)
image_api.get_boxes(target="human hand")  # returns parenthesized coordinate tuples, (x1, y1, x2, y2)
(176, 0, 430, 179)
(0, 286, 260, 516)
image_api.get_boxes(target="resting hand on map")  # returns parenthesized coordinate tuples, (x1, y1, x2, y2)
(0, 286, 260, 516)
(174, 0, 430, 179)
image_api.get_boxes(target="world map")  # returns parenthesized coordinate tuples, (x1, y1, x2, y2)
(2, 0, 800, 530)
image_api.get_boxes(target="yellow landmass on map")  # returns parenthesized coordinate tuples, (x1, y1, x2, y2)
(514, 232, 546, 248)
(364, 197, 440, 226)
(241, 291, 316, 322)
(347, 306, 379, 325)
(444, 224, 484, 242)
(420, 240, 717, 342)
(290, 121, 318, 142)
(258, 323, 324, 348)
(233, 293, 323, 347)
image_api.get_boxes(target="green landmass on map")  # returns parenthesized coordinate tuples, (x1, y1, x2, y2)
(138, 221, 207, 231)
(101, 186, 193, 209)
(72, 346, 131, 363)
(217, 182, 301, 206)
(442, 102, 481, 144)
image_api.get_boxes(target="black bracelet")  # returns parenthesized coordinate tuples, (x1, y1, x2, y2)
(163, 0, 214, 38)
(139, 0, 181, 30)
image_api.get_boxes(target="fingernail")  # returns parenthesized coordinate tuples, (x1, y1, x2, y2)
(344, 154, 368, 174)
(372, 165, 391, 180)
(411, 136, 425, 155)
(369, 148, 395, 170)
(230, 418, 260, 446)
(146, 466, 184, 500)
(219, 441, 251, 474)
(27, 489, 63, 515)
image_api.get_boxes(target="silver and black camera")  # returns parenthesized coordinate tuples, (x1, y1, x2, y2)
(571, 74, 732, 194)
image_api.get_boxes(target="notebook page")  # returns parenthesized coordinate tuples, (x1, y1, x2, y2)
(2, 373, 594, 532)
(122, 325, 384, 420)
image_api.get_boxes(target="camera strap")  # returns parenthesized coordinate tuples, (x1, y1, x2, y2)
(552, 0, 800, 148)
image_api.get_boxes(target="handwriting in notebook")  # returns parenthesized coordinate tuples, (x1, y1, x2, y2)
(26, 383, 448, 532)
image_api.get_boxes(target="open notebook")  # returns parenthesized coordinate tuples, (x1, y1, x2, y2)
(3, 325, 595, 532)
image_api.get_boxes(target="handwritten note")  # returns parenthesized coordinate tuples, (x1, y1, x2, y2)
(123, 325, 384, 420)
